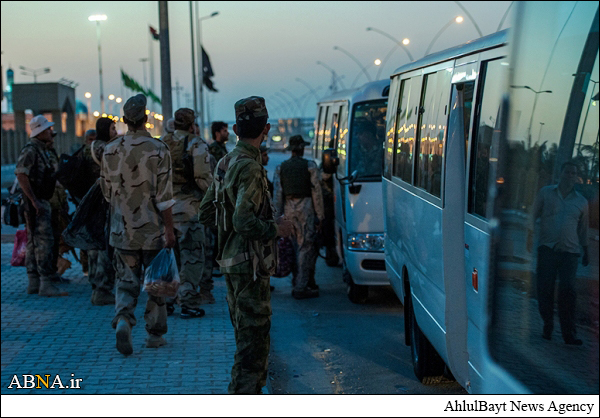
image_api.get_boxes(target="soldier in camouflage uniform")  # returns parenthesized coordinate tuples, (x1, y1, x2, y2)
(199, 96, 293, 394)
(15, 115, 68, 297)
(83, 117, 118, 305)
(100, 94, 176, 356)
(273, 135, 325, 299)
(209, 121, 229, 162)
(161, 108, 213, 318)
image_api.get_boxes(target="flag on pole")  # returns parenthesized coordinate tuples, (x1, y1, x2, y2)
(149, 25, 159, 41)
(201, 47, 218, 92)
(121, 69, 161, 105)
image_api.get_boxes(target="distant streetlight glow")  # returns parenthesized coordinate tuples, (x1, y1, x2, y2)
(88, 14, 107, 21)
(374, 59, 382, 66)
(108, 94, 115, 101)
(456, 16, 464, 23)
(101, 113, 107, 118)
(85, 92, 92, 99)
(115, 97, 122, 103)
(402, 38, 410, 45)
(93, 111, 100, 117)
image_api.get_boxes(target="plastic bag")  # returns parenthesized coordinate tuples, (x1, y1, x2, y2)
(10, 229, 27, 267)
(62, 181, 107, 250)
(143, 248, 180, 298)
(273, 237, 294, 278)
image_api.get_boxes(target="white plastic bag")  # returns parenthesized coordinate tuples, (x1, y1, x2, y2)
(143, 248, 180, 298)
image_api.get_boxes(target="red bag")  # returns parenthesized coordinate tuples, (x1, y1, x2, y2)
(11, 229, 27, 267)
(273, 237, 294, 278)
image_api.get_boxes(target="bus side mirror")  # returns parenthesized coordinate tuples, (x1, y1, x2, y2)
(322, 148, 339, 174)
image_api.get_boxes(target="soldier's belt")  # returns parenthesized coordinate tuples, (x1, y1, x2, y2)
(217, 252, 252, 268)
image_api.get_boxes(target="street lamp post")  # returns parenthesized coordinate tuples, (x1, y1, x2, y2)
(538, 122, 545, 144)
(19, 66, 50, 83)
(316, 61, 346, 92)
(196, 6, 219, 137)
(366, 27, 413, 79)
(351, 59, 382, 88)
(296, 78, 321, 101)
(281, 88, 303, 118)
(577, 79, 599, 155)
(454, 1, 484, 37)
(510, 85, 553, 148)
(85, 92, 92, 130)
(108, 94, 116, 116)
(88, 14, 107, 114)
(333, 46, 372, 83)
(275, 92, 295, 118)
(424, 16, 464, 57)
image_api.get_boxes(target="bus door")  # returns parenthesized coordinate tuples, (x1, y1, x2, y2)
(442, 61, 478, 388)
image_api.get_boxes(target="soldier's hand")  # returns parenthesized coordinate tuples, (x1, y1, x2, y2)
(164, 229, 176, 248)
(32, 199, 43, 216)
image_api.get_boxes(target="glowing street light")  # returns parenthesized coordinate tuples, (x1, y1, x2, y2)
(19, 66, 50, 83)
(84, 92, 93, 129)
(84, 92, 92, 99)
(93, 111, 100, 117)
(424, 16, 465, 57)
(374, 59, 382, 66)
(115, 97, 122, 103)
(108, 94, 115, 101)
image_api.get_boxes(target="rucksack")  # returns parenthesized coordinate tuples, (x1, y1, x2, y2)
(56, 145, 96, 200)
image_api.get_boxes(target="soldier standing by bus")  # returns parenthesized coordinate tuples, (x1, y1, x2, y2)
(273, 135, 325, 299)
(199, 96, 293, 394)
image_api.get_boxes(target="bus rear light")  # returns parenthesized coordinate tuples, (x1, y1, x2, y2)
(472, 268, 478, 291)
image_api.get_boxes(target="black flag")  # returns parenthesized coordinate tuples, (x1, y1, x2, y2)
(201, 47, 218, 92)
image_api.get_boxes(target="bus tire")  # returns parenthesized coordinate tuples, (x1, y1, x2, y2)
(409, 295, 445, 384)
(344, 264, 368, 304)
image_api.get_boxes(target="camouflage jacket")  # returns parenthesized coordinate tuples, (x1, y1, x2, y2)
(208, 141, 228, 163)
(100, 130, 175, 250)
(161, 130, 213, 226)
(199, 140, 277, 276)
(15, 138, 57, 202)
(82, 140, 108, 180)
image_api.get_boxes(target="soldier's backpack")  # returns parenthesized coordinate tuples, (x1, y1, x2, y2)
(56, 146, 97, 200)
(163, 133, 200, 194)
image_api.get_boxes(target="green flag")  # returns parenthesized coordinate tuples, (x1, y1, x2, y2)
(121, 69, 161, 105)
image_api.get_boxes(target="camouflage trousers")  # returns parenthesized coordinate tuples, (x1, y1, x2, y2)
(284, 199, 318, 292)
(173, 222, 205, 309)
(225, 272, 272, 394)
(201, 227, 216, 291)
(111, 248, 167, 337)
(24, 201, 57, 283)
(87, 249, 115, 294)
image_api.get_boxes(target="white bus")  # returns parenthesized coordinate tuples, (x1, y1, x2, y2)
(315, 79, 390, 303)
(383, 1, 598, 394)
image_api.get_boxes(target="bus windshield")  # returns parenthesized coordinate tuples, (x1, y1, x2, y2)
(349, 99, 387, 179)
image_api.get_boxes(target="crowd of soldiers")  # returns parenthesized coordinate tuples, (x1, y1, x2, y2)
(15, 93, 338, 394)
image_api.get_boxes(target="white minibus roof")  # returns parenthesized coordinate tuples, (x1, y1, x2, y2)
(317, 79, 390, 106)
(391, 29, 508, 77)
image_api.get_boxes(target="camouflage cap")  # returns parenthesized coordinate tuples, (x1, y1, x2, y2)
(288, 135, 308, 151)
(174, 108, 195, 127)
(235, 96, 268, 122)
(123, 94, 147, 123)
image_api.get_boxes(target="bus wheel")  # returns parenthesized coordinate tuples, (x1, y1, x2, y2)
(344, 264, 368, 304)
(409, 295, 445, 384)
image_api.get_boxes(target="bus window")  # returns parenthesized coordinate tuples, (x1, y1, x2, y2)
(316, 106, 329, 161)
(337, 104, 349, 177)
(323, 107, 336, 153)
(416, 69, 452, 197)
(489, 1, 599, 394)
(468, 59, 505, 219)
(393, 76, 422, 183)
(349, 100, 387, 179)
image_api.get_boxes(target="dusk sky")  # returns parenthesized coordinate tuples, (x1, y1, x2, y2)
(1, 1, 513, 122)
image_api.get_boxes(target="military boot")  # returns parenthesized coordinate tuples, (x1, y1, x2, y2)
(38, 280, 69, 297)
(27, 277, 40, 294)
(91, 290, 115, 306)
(116, 318, 133, 355)
(146, 334, 167, 348)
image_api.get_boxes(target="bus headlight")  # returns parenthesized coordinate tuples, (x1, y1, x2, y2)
(347, 234, 385, 252)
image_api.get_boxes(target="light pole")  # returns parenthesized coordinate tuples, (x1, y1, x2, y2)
(85, 92, 92, 129)
(296, 78, 321, 101)
(269, 95, 291, 119)
(454, 1, 484, 37)
(88, 14, 107, 114)
(333, 46, 371, 83)
(316, 61, 346, 92)
(108, 94, 115, 116)
(510, 85, 553, 148)
(139, 57, 149, 89)
(196, 7, 219, 137)
(424, 16, 464, 57)
(577, 79, 598, 155)
(538, 122, 545, 144)
(366, 27, 413, 79)
(351, 59, 382, 88)
(19, 66, 50, 83)
(275, 92, 295, 118)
